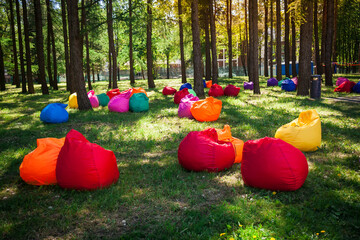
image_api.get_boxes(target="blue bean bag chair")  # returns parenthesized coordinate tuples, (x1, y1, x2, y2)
(180, 83, 192, 91)
(352, 81, 360, 93)
(40, 103, 69, 124)
(281, 79, 296, 91)
(203, 80, 206, 88)
(129, 93, 149, 112)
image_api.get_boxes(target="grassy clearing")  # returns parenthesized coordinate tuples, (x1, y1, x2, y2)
(0, 75, 359, 239)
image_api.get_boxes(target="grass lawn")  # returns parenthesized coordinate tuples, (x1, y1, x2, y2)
(0, 75, 359, 239)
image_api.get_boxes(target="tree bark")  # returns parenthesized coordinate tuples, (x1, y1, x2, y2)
(298, 0, 313, 96)
(275, 0, 282, 81)
(332, 0, 337, 64)
(61, 0, 72, 92)
(0, 42, 5, 91)
(92, 64, 95, 83)
(166, 53, 170, 79)
(245, 0, 250, 78)
(86, 33, 92, 90)
(227, 0, 233, 78)
(209, 0, 218, 83)
(22, 0, 34, 93)
(291, 3, 297, 77)
(178, 0, 187, 83)
(314, 0, 321, 75)
(107, 0, 117, 89)
(204, 12, 211, 80)
(324, 0, 334, 86)
(51, 19, 58, 89)
(16, 0, 26, 93)
(284, 0, 290, 77)
(34, 0, 49, 95)
(46, 0, 53, 88)
(129, 0, 135, 84)
(320, 0, 327, 74)
(9, 0, 20, 87)
(249, 0, 260, 94)
(67, 0, 92, 110)
(270, 0, 273, 78)
(108, 51, 112, 88)
(146, 0, 155, 88)
(264, 0, 269, 77)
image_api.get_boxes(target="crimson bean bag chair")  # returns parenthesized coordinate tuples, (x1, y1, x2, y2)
(208, 84, 224, 97)
(174, 88, 190, 104)
(178, 128, 235, 172)
(129, 93, 149, 112)
(190, 97, 222, 122)
(244, 82, 253, 90)
(162, 86, 177, 95)
(224, 84, 240, 96)
(87, 90, 99, 108)
(107, 89, 121, 100)
(334, 81, 356, 93)
(178, 94, 199, 119)
(291, 77, 298, 86)
(336, 77, 349, 86)
(96, 93, 110, 107)
(267, 78, 278, 87)
(180, 83, 192, 91)
(20, 137, 65, 185)
(108, 90, 131, 113)
(56, 129, 119, 190)
(206, 80, 212, 88)
(281, 79, 296, 91)
(241, 137, 308, 191)
(40, 103, 69, 124)
(352, 81, 360, 93)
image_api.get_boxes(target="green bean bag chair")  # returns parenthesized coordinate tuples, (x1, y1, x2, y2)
(96, 93, 110, 107)
(129, 93, 149, 112)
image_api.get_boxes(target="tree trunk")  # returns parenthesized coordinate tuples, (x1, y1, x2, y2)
(51, 23, 58, 90)
(320, 0, 327, 74)
(46, 0, 53, 89)
(204, 12, 211, 80)
(108, 51, 112, 88)
(0, 42, 5, 91)
(249, 0, 260, 94)
(264, 0, 269, 77)
(22, 0, 34, 93)
(146, 0, 155, 88)
(166, 53, 170, 79)
(270, 0, 273, 78)
(298, 0, 313, 96)
(245, 0, 250, 78)
(314, 0, 321, 75)
(61, 0, 72, 92)
(9, 0, 20, 88)
(178, 0, 187, 83)
(209, 0, 218, 83)
(275, 0, 282, 81)
(324, 0, 334, 86)
(107, 0, 117, 89)
(291, 0, 297, 77)
(227, 0, 233, 78)
(86, 33, 92, 90)
(16, 0, 26, 93)
(34, 0, 49, 95)
(67, 0, 92, 110)
(332, 0, 338, 64)
(129, 0, 135, 84)
(284, 0, 290, 77)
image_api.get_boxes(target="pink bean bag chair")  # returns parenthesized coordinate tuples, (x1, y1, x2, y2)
(87, 90, 99, 108)
(336, 77, 349, 86)
(108, 90, 131, 113)
(224, 84, 240, 96)
(208, 84, 224, 97)
(178, 94, 199, 119)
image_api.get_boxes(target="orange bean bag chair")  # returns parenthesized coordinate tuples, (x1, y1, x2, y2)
(206, 80, 212, 88)
(19, 137, 65, 185)
(190, 97, 222, 122)
(131, 87, 148, 97)
(56, 129, 119, 190)
(214, 125, 244, 163)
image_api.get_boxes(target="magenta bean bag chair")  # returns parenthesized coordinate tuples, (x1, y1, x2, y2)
(291, 77, 298, 86)
(244, 81, 254, 90)
(224, 84, 240, 96)
(108, 90, 131, 113)
(241, 137, 308, 191)
(174, 88, 190, 104)
(336, 77, 349, 86)
(178, 94, 199, 119)
(162, 86, 177, 95)
(208, 84, 224, 97)
(87, 90, 99, 108)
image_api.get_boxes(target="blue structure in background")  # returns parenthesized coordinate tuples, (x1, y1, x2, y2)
(276, 62, 314, 76)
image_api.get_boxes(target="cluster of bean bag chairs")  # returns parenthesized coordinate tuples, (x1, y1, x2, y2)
(224, 84, 240, 96)
(174, 88, 190, 104)
(206, 80, 212, 88)
(108, 88, 149, 113)
(334, 80, 357, 93)
(275, 109, 321, 152)
(40, 103, 69, 124)
(267, 78, 278, 87)
(69, 93, 78, 109)
(178, 94, 199, 119)
(208, 84, 224, 97)
(281, 79, 297, 92)
(190, 97, 222, 122)
(88, 90, 99, 108)
(244, 81, 254, 90)
(336, 77, 349, 86)
(162, 86, 177, 95)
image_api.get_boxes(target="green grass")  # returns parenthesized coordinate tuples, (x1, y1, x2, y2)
(0, 75, 359, 239)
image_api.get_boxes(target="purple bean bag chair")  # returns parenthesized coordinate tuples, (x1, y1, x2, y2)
(88, 90, 99, 108)
(291, 77, 298, 86)
(178, 94, 199, 119)
(244, 82, 254, 90)
(336, 77, 349, 86)
(267, 78, 278, 87)
(108, 90, 131, 113)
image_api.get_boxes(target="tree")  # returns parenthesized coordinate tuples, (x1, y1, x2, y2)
(9, 0, 20, 88)
(297, 0, 313, 96)
(67, 0, 92, 110)
(314, 0, 321, 75)
(245, 0, 250, 78)
(204, 10, 211, 80)
(82, 0, 92, 90)
(191, 0, 204, 98)
(226, 0, 233, 78)
(107, 0, 117, 89)
(34, 0, 49, 95)
(320, 0, 327, 74)
(284, 0, 290, 77)
(209, 0, 218, 83)
(178, 0, 186, 83)
(146, 0, 155, 88)
(129, 0, 135, 84)
(16, 0, 26, 93)
(61, 0, 72, 92)
(249, 0, 260, 94)
(22, 0, 34, 93)
(270, 0, 273, 78)
(264, 0, 269, 77)
(291, 0, 297, 77)
(46, 0, 53, 89)
(324, 0, 334, 86)
(275, 0, 282, 81)
(0, 41, 5, 91)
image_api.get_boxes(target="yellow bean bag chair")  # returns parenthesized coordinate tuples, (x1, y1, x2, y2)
(275, 109, 321, 152)
(69, 92, 78, 109)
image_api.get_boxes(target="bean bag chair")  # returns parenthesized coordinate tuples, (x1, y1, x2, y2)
(352, 81, 360, 93)
(190, 97, 222, 122)
(203, 79, 206, 88)
(241, 137, 308, 191)
(214, 125, 244, 163)
(244, 82, 253, 90)
(40, 103, 69, 124)
(131, 87, 148, 97)
(56, 129, 119, 190)
(267, 78, 278, 87)
(334, 81, 356, 93)
(291, 77, 298, 86)
(278, 80, 283, 87)
(336, 77, 349, 86)
(108, 90, 131, 113)
(96, 93, 110, 107)
(87, 90, 99, 108)
(69, 92, 78, 109)
(162, 86, 177, 95)
(178, 128, 235, 172)
(281, 79, 296, 91)
(106, 89, 121, 100)
(224, 84, 240, 96)
(206, 80, 212, 88)
(20, 137, 65, 185)
(129, 93, 149, 112)
(174, 88, 190, 104)
(178, 94, 199, 119)
(208, 84, 224, 97)
(275, 109, 321, 152)
(188, 89, 197, 97)
(180, 83, 192, 91)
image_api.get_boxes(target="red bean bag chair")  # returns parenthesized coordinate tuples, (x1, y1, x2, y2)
(108, 90, 131, 113)
(336, 77, 349, 86)
(206, 80, 212, 88)
(190, 97, 222, 122)
(334, 81, 356, 93)
(241, 137, 308, 191)
(162, 86, 177, 95)
(178, 128, 235, 172)
(208, 84, 224, 97)
(178, 94, 199, 119)
(224, 84, 240, 96)
(56, 129, 119, 190)
(174, 88, 190, 104)
(87, 90, 99, 108)
(131, 87, 148, 97)
(106, 89, 121, 100)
